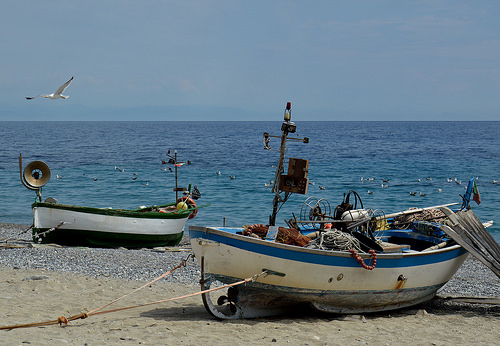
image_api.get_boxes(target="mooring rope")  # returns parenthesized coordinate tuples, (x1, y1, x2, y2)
(86, 254, 193, 316)
(0, 257, 266, 331)
(0, 225, 34, 244)
(82, 271, 266, 318)
(33, 222, 65, 243)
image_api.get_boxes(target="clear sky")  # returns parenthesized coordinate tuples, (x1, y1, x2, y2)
(1, 1, 499, 121)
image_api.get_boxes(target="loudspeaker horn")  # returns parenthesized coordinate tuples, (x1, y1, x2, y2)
(23, 160, 51, 188)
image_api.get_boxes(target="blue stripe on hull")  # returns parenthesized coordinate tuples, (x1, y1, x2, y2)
(189, 228, 467, 269)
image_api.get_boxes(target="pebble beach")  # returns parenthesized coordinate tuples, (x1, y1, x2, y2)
(1, 223, 499, 345)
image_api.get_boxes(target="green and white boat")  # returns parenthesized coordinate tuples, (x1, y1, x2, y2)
(31, 201, 193, 248)
(19, 153, 199, 248)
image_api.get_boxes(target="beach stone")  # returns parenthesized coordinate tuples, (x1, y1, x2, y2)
(22, 275, 50, 281)
(340, 314, 365, 322)
(416, 309, 428, 316)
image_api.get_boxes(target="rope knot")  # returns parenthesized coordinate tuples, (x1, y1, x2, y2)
(57, 316, 68, 326)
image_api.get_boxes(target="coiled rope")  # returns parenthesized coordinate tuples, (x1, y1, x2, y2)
(0, 255, 265, 330)
(307, 229, 363, 252)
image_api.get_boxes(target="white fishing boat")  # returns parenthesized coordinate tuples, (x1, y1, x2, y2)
(19, 152, 201, 248)
(31, 201, 193, 248)
(189, 102, 493, 319)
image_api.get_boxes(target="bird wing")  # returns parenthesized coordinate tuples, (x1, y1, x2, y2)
(26, 95, 47, 100)
(54, 76, 74, 95)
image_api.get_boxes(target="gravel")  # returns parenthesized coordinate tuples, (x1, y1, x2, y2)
(0, 223, 200, 285)
(1, 223, 499, 309)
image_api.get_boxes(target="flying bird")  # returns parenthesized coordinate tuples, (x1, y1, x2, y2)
(26, 76, 74, 100)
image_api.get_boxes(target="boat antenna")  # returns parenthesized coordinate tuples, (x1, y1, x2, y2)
(264, 102, 309, 226)
(162, 150, 191, 201)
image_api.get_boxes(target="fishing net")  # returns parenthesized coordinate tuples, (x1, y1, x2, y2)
(275, 227, 311, 247)
(393, 208, 446, 229)
(243, 224, 311, 247)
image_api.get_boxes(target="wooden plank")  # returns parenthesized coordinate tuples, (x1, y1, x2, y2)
(436, 295, 500, 305)
(453, 211, 498, 261)
(449, 211, 500, 268)
(440, 206, 500, 278)
(380, 242, 410, 253)
(461, 211, 500, 259)
(455, 210, 500, 263)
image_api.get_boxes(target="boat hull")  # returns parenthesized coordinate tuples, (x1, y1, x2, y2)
(189, 226, 468, 318)
(33, 203, 190, 247)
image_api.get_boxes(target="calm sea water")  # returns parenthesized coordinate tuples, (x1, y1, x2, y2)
(1, 121, 499, 243)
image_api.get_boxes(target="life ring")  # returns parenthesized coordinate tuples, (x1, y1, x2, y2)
(177, 197, 198, 219)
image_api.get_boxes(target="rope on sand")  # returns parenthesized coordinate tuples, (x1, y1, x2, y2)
(0, 255, 265, 331)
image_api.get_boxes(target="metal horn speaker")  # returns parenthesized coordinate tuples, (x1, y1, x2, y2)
(23, 160, 51, 188)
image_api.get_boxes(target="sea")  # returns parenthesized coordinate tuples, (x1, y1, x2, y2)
(1, 121, 499, 243)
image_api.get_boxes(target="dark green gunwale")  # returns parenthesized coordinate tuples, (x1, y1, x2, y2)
(32, 201, 192, 219)
(33, 228, 184, 248)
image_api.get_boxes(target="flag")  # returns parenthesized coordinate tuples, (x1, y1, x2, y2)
(472, 180, 481, 205)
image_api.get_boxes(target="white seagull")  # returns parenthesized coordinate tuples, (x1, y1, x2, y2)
(26, 76, 74, 100)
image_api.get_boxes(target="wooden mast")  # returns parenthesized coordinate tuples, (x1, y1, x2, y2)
(265, 102, 309, 226)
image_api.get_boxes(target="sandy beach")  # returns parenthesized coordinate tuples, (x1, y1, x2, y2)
(1, 224, 499, 345)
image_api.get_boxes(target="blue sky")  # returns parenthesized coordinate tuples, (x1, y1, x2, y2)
(1, 1, 499, 121)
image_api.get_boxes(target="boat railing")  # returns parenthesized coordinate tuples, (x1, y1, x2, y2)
(293, 219, 354, 224)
